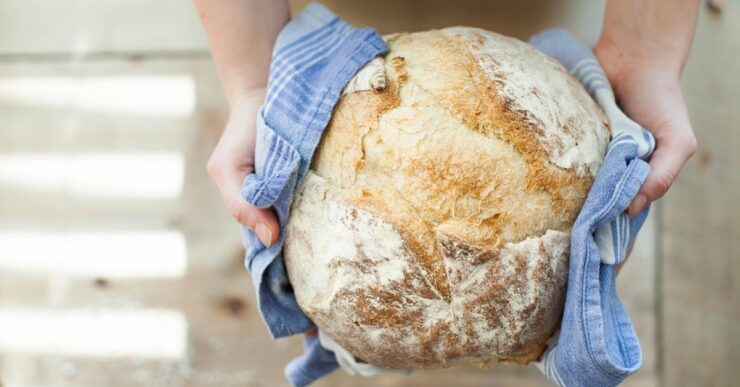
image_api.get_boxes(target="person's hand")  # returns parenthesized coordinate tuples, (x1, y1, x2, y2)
(594, 41, 697, 217)
(207, 88, 280, 246)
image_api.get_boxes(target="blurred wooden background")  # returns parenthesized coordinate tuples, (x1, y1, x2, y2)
(0, 1, 737, 386)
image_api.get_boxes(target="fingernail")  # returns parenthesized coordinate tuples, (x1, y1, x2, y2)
(628, 194, 647, 217)
(255, 223, 273, 247)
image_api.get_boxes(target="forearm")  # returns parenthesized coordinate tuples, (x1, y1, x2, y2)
(594, 0, 699, 217)
(194, 0, 289, 107)
(596, 0, 700, 83)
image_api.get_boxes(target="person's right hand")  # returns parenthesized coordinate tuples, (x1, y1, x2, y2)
(207, 88, 279, 247)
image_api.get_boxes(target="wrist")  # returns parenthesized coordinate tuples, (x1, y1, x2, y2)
(594, 24, 691, 85)
(594, 38, 682, 96)
(220, 66, 269, 108)
(223, 87, 267, 132)
(229, 87, 267, 113)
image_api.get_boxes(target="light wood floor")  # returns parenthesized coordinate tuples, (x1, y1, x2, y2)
(0, 1, 736, 386)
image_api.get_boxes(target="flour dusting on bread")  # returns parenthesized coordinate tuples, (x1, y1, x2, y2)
(284, 27, 608, 370)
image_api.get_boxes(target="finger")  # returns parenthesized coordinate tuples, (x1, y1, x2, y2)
(627, 133, 696, 217)
(208, 160, 280, 246)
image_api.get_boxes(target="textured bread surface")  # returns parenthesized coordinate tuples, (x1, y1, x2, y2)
(284, 27, 610, 369)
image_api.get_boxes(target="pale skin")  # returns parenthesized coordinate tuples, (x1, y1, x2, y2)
(195, 0, 288, 246)
(194, 1, 698, 253)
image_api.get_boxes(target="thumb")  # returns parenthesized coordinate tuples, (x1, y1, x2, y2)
(208, 161, 280, 247)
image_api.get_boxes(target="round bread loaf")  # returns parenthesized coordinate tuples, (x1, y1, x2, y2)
(284, 27, 610, 369)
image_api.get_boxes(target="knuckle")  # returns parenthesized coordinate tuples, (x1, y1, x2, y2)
(685, 133, 698, 155)
(206, 155, 225, 181)
(672, 131, 698, 156)
(227, 201, 251, 226)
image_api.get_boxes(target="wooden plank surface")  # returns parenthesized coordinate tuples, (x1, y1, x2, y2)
(18, 0, 740, 386)
(660, 5, 740, 387)
(0, 0, 209, 56)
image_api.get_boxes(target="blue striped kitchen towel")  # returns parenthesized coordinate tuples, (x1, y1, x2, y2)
(530, 28, 655, 386)
(238, 2, 386, 385)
